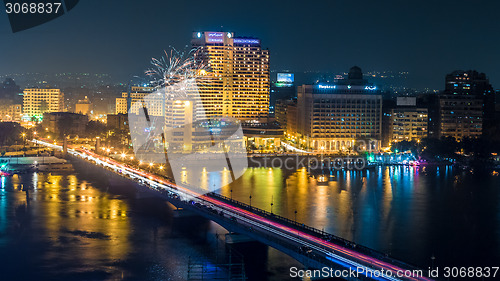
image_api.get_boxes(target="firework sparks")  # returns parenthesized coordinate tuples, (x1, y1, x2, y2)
(145, 47, 209, 89)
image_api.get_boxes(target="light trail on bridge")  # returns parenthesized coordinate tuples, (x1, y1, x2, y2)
(34, 139, 433, 281)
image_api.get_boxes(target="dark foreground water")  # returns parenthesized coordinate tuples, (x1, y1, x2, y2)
(1, 166, 499, 280)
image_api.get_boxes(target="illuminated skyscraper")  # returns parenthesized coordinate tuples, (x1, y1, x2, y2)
(191, 31, 270, 120)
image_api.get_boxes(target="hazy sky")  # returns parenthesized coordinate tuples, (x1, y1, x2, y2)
(1, 0, 499, 89)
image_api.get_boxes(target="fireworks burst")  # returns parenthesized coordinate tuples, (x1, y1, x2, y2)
(145, 47, 209, 89)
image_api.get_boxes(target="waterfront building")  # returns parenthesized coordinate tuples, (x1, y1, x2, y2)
(289, 66, 382, 152)
(390, 97, 428, 143)
(191, 31, 270, 120)
(438, 94, 483, 139)
(433, 70, 492, 140)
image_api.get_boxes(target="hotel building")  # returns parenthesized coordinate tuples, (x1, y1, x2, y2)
(290, 66, 382, 152)
(23, 88, 64, 118)
(191, 31, 270, 120)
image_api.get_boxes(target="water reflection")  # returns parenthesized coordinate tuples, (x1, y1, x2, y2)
(186, 166, 500, 269)
(0, 172, 231, 281)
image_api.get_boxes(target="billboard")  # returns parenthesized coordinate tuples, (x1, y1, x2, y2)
(277, 73, 294, 83)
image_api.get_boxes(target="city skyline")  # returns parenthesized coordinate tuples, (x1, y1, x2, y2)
(1, 0, 500, 90)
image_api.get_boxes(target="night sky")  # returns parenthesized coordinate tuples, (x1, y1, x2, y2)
(1, 0, 499, 90)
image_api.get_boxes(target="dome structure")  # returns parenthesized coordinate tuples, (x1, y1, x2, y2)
(348, 66, 363, 80)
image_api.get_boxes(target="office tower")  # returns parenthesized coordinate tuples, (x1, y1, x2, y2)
(390, 97, 428, 142)
(290, 66, 382, 152)
(23, 88, 64, 119)
(191, 31, 270, 120)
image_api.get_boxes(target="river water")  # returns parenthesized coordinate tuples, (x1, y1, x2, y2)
(0, 165, 499, 280)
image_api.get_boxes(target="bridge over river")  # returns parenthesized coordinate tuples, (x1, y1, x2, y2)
(35, 139, 433, 281)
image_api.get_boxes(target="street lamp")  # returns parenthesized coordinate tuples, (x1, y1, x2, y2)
(21, 133, 26, 150)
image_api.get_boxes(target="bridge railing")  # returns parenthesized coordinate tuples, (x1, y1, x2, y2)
(206, 192, 423, 272)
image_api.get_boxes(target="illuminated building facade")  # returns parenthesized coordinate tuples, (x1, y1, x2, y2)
(23, 88, 64, 118)
(115, 86, 155, 115)
(0, 104, 22, 122)
(390, 97, 428, 142)
(191, 31, 270, 120)
(75, 96, 92, 115)
(438, 95, 483, 139)
(291, 67, 382, 152)
(435, 70, 492, 140)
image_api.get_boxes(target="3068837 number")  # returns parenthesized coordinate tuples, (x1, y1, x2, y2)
(443, 267, 499, 278)
(5, 2, 62, 14)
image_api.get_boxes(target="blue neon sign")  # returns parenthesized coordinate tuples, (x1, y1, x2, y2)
(233, 38, 260, 44)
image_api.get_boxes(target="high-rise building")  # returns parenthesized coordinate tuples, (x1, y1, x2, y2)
(433, 70, 492, 140)
(390, 97, 428, 143)
(23, 88, 64, 118)
(275, 98, 296, 130)
(191, 31, 270, 120)
(270, 73, 295, 114)
(438, 95, 483, 139)
(445, 70, 495, 120)
(289, 66, 382, 152)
